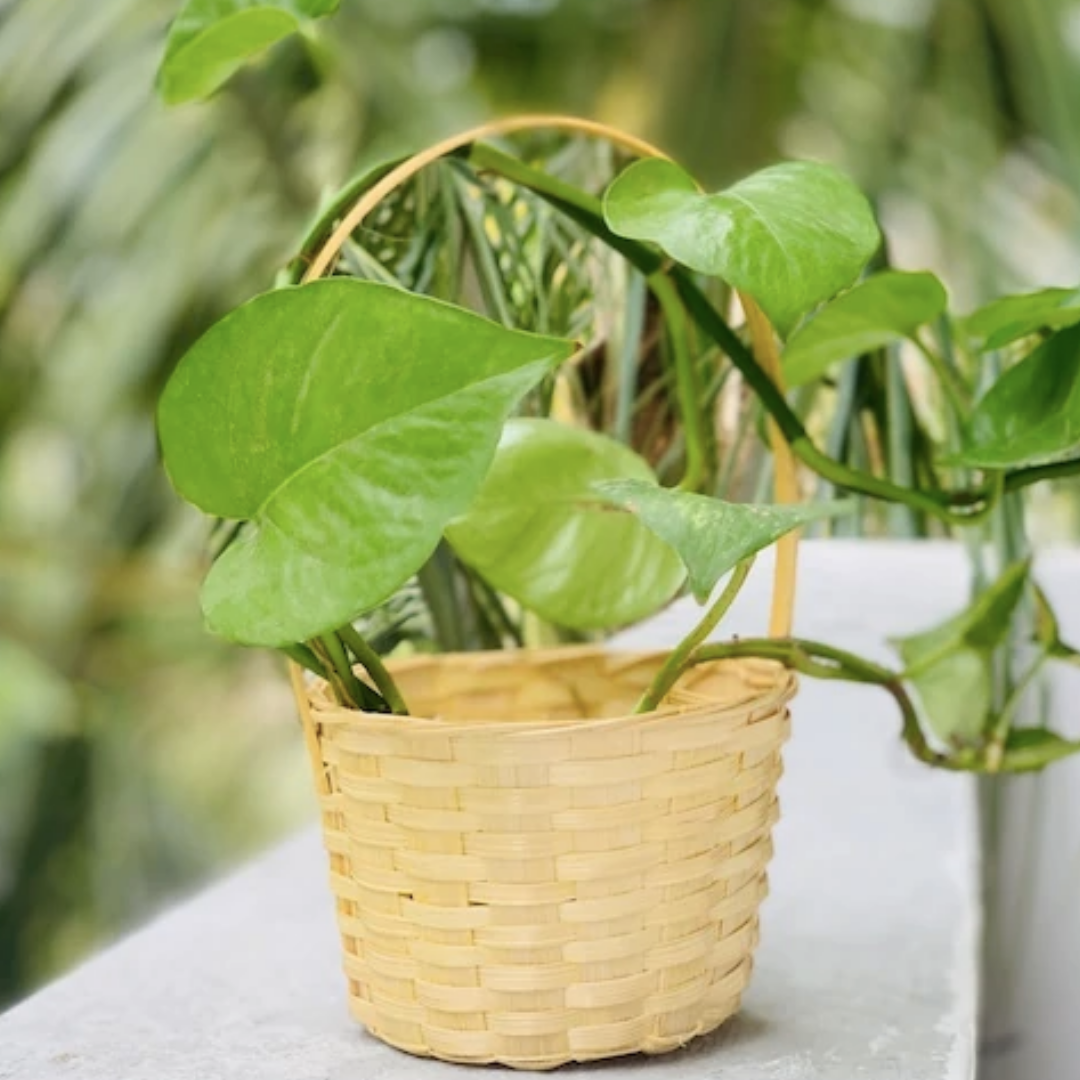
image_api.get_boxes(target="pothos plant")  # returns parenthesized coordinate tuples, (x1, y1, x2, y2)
(156, 1, 1080, 776)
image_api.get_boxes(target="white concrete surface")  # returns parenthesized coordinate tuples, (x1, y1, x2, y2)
(0, 541, 981, 1078)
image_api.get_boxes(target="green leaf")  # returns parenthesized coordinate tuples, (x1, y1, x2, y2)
(1033, 583, 1080, 664)
(445, 419, 685, 630)
(999, 728, 1080, 773)
(591, 480, 852, 603)
(157, 0, 341, 105)
(158, 280, 574, 646)
(892, 560, 1030, 741)
(964, 286, 1080, 351)
(908, 649, 992, 745)
(783, 271, 947, 386)
(602, 158, 880, 337)
(949, 324, 1080, 469)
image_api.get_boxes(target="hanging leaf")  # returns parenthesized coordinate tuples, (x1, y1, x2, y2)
(602, 158, 880, 337)
(892, 560, 1030, 742)
(157, 0, 341, 105)
(963, 286, 1080, 352)
(999, 728, 1080, 773)
(592, 480, 851, 603)
(445, 420, 685, 630)
(907, 649, 993, 745)
(1033, 583, 1080, 663)
(783, 271, 947, 386)
(158, 280, 574, 646)
(949, 324, 1080, 469)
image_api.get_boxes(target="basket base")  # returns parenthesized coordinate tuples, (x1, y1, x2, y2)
(347, 959, 751, 1070)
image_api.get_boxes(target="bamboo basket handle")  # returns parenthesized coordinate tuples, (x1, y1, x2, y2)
(301, 113, 799, 638)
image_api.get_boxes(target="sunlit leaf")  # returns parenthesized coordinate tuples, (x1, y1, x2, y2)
(892, 560, 1030, 741)
(949, 324, 1080, 469)
(999, 728, 1080, 773)
(592, 479, 851, 603)
(158, 280, 574, 645)
(445, 419, 685, 630)
(602, 157, 880, 336)
(157, 0, 341, 105)
(783, 271, 947, 386)
(964, 286, 1080, 351)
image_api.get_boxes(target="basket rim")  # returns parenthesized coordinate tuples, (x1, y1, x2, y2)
(301, 643, 797, 738)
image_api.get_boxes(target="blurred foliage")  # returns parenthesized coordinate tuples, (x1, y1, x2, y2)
(1, 0, 1080, 1005)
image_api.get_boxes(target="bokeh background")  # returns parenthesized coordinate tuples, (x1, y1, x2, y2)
(2, 0, 1079, 1012)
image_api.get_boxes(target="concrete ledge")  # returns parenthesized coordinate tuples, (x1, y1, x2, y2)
(0, 542, 979, 1079)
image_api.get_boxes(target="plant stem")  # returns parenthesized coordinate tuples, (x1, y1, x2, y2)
(313, 633, 388, 712)
(635, 558, 755, 713)
(649, 271, 706, 490)
(915, 335, 969, 418)
(1005, 455, 1080, 491)
(336, 624, 410, 715)
(281, 643, 329, 680)
(689, 636, 956, 769)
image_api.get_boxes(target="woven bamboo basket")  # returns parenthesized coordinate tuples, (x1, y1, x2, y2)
(289, 116, 803, 1070)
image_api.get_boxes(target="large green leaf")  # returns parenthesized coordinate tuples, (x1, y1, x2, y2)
(158, 280, 574, 646)
(964, 286, 1080, 351)
(445, 420, 685, 630)
(892, 560, 1030, 742)
(950, 324, 1080, 469)
(783, 271, 947, 386)
(592, 480, 851, 603)
(602, 158, 880, 337)
(157, 0, 340, 105)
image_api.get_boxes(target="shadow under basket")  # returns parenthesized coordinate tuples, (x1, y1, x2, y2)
(294, 645, 796, 1070)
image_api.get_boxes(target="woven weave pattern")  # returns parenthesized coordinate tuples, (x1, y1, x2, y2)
(303, 646, 794, 1069)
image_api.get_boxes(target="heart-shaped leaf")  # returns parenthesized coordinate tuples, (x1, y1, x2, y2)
(783, 271, 947, 386)
(158, 0, 340, 105)
(158, 280, 574, 646)
(892, 560, 1029, 742)
(949, 324, 1080, 469)
(999, 728, 1080, 773)
(445, 419, 685, 630)
(602, 158, 880, 337)
(964, 286, 1080, 352)
(591, 480, 851, 603)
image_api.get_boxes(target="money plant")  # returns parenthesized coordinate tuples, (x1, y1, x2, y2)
(156, 1, 1080, 776)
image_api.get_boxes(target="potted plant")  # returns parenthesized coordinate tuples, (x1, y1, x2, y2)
(154, 6, 1080, 1069)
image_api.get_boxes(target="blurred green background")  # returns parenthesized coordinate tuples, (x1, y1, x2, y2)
(2, 0, 1079, 1007)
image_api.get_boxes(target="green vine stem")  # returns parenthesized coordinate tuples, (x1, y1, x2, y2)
(336, 624, 410, 715)
(465, 141, 1001, 525)
(312, 633, 388, 713)
(281, 642, 329, 680)
(914, 336, 969, 418)
(635, 557, 756, 713)
(687, 636, 960, 769)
